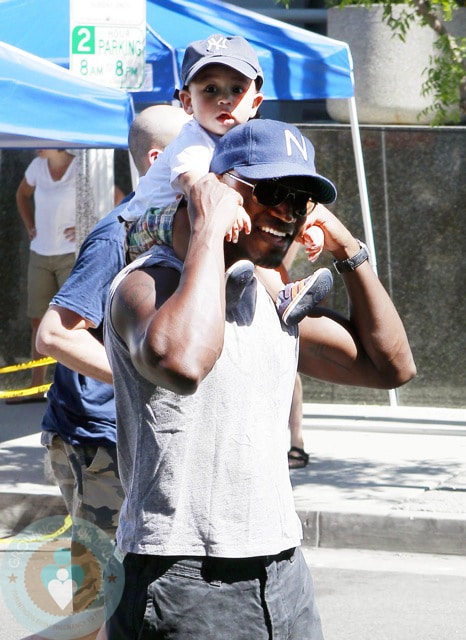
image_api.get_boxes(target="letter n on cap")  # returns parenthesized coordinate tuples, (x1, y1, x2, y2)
(285, 130, 308, 160)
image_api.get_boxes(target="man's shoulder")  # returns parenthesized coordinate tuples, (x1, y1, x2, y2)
(90, 201, 129, 237)
(51, 204, 128, 320)
(76, 205, 128, 258)
(109, 245, 182, 299)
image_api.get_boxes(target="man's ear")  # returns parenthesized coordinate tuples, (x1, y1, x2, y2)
(179, 89, 193, 115)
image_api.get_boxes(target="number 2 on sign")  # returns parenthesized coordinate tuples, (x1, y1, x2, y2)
(71, 26, 95, 54)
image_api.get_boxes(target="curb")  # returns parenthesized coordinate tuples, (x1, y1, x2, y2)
(298, 508, 466, 556)
(1, 490, 465, 556)
(302, 404, 466, 437)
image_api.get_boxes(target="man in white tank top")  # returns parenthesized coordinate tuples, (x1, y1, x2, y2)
(104, 119, 416, 639)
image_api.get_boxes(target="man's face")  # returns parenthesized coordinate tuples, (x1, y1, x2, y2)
(223, 172, 309, 268)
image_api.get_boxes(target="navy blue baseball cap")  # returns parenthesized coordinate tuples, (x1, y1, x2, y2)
(211, 119, 337, 204)
(181, 34, 263, 89)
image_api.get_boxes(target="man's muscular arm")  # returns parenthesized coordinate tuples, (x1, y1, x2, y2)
(110, 175, 243, 395)
(298, 205, 416, 389)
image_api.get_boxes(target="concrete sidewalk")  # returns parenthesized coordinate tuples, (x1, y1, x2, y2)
(1, 400, 465, 555)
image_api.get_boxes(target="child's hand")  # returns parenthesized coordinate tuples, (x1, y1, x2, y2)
(225, 205, 251, 243)
(296, 222, 325, 263)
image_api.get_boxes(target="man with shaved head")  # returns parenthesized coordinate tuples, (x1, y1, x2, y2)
(36, 105, 190, 622)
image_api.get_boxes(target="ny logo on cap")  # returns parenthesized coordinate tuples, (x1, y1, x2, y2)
(285, 130, 308, 161)
(206, 36, 228, 52)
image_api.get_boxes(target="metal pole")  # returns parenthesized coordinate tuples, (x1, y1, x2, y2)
(347, 97, 398, 407)
(347, 96, 377, 273)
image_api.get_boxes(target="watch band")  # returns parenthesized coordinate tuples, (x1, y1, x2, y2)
(333, 240, 369, 274)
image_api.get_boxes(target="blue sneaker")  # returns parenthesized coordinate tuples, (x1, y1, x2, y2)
(225, 260, 255, 312)
(276, 268, 333, 326)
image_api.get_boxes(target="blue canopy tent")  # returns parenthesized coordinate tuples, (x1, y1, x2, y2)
(0, 0, 378, 268)
(143, 0, 354, 103)
(0, 0, 372, 252)
(0, 42, 134, 148)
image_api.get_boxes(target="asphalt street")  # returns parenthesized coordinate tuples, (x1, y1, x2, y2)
(306, 547, 466, 640)
(1, 547, 465, 640)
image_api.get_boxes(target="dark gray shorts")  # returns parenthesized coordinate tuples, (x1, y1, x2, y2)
(106, 546, 324, 639)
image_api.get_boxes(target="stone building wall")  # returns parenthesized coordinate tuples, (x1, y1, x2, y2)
(0, 126, 464, 407)
(293, 125, 465, 408)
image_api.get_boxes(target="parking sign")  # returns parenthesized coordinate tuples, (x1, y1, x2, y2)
(70, 0, 146, 90)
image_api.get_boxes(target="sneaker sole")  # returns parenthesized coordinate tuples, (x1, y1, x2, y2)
(225, 260, 255, 308)
(225, 259, 254, 285)
(282, 268, 333, 326)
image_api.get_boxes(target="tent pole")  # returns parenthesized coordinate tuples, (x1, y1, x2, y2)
(347, 97, 398, 407)
(129, 150, 139, 191)
(347, 97, 377, 274)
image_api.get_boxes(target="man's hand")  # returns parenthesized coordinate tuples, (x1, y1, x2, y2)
(188, 174, 245, 240)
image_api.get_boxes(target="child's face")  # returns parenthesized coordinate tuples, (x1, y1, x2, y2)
(179, 64, 263, 137)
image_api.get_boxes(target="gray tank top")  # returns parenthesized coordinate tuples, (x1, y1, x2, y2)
(105, 246, 303, 557)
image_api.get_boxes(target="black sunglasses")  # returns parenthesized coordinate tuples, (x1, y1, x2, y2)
(224, 172, 316, 217)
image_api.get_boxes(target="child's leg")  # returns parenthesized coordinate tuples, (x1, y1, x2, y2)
(281, 239, 301, 274)
(125, 202, 180, 261)
(276, 237, 334, 325)
(254, 265, 285, 300)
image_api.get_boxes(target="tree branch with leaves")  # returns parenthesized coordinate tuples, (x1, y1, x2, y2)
(277, 0, 465, 124)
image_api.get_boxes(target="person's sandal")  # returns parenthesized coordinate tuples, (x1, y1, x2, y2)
(288, 446, 309, 469)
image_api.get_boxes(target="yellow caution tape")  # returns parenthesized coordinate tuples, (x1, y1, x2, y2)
(0, 383, 52, 399)
(0, 357, 55, 399)
(0, 357, 56, 374)
(0, 515, 72, 544)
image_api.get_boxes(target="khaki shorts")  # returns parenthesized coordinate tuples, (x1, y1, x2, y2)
(27, 250, 75, 318)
